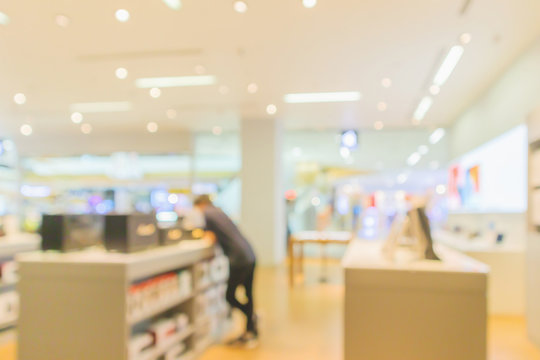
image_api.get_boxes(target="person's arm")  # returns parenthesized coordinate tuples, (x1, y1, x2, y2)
(203, 230, 217, 245)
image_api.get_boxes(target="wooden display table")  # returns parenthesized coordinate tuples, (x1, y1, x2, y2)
(288, 231, 352, 286)
(343, 240, 489, 360)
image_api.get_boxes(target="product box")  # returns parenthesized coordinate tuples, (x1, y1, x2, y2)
(158, 226, 205, 246)
(104, 214, 159, 253)
(41, 214, 104, 252)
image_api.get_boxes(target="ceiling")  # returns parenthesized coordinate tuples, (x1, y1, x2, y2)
(1, 0, 540, 148)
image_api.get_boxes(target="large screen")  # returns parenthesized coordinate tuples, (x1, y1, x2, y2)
(448, 125, 527, 213)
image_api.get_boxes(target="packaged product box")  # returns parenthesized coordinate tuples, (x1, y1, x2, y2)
(41, 214, 104, 252)
(104, 213, 159, 253)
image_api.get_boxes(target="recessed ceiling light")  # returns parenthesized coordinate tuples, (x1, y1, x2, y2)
(429, 128, 446, 144)
(212, 126, 223, 135)
(14, 93, 27, 105)
(218, 85, 230, 95)
(55, 14, 70, 27)
(381, 78, 392, 88)
(115, 9, 130, 22)
(303, 0, 317, 8)
(407, 152, 421, 166)
(150, 88, 162, 98)
(71, 112, 83, 124)
(436, 184, 447, 195)
(70, 101, 132, 113)
(429, 85, 440, 95)
(0, 12, 10, 25)
(460, 33, 472, 45)
(266, 104, 277, 115)
(418, 145, 429, 155)
(433, 45, 464, 86)
(247, 83, 258, 94)
(162, 0, 182, 10)
(377, 102, 388, 112)
(284, 91, 361, 103)
(340, 147, 351, 159)
(81, 123, 93, 134)
(115, 67, 128, 79)
(374, 121, 384, 130)
(147, 122, 159, 133)
(20, 124, 32, 136)
(194, 65, 206, 75)
(413, 96, 433, 122)
(166, 109, 177, 119)
(135, 75, 216, 88)
(233, 1, 248, 13)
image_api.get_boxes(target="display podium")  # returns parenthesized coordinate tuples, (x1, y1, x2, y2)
(17, 240, 229, 360)
(343, 241, 489, 360)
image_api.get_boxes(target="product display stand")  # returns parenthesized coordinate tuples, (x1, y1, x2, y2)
(0, 233, 40, 331)
(343, 240, 489, 360)
(17, 240, 229, 360)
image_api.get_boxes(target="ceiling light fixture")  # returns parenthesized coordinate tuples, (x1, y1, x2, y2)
(115, 9, 130, 22)
(115, 67, 128, 79)
(407, 152, 421, 166)
(266, 104, 277, 115)
(429, 85, 440, 95)
(20, 124, 32, 136)
(70, 101, 132, 113)
(284, 91, 361, 103)
(247, 83, 258, 94)
(81, 123, 93, 134)
(436, 184, 447, 195)
(71, 112, 83, 124)
(166, 109, 177, 119)
(433, 45, 464, 86)
(460, 33, 472, 45)
(429, 128, 446, 144)
(381, 78, 392, 88)
(418, 145, 429, 155)
(55, 14, 70, 27)
(374, 121, 384, 130)
(340, 147, 351, 158)
(233, 1, 248, 13)
(150, 88, 162, 98)
(147, 122, 158, 133)
(377, 102, 388, 112)
(303, 0, 317, 8)
(135, 75, 216, 88)
(14, 93, 27, 105)
(162, 0, 182, 10)
(0, 12, 10, 25)
(413, 96, 433, 122)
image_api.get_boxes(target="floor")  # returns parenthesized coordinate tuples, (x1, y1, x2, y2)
(1, 262, 539, 360)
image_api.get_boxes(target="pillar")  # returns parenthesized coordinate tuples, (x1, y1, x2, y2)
(240, 118, 285, 265)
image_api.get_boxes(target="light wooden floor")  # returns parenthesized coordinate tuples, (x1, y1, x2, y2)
(1, 264, 539, 360)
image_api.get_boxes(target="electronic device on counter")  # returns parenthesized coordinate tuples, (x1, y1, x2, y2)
(104, 213, 159, 253)
(41, 214, 104, 252)
(158, 226, 205, 246)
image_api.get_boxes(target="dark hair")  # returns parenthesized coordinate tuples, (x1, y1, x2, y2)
(193, 194, 213, 206)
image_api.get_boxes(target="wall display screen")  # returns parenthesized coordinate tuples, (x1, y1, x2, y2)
(448, 125, 527, 213)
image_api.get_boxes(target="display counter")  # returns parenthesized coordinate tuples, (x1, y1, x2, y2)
(0, 233, 40, 331)
(434, 230, 525, 315)
(343, 240, 489, 360)
(17, 240, 229, 360)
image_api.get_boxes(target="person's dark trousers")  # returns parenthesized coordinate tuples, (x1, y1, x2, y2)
(226, 262, 257, 335)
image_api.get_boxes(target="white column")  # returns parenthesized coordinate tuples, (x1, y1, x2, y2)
(240, 118, 285, 265)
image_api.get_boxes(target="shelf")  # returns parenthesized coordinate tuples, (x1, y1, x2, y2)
(134, 326, 194, 360)
(129, 293, 193, 325)
(0, 317, 17, 331)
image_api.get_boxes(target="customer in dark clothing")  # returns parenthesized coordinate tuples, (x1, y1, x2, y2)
(193, 195, 258, 345)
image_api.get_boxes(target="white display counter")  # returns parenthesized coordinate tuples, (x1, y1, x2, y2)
(343, 241, 489, 360)
(17, 240, 229, 360)
(434, 230, 525, 315)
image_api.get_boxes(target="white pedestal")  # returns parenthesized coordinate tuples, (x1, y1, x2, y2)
(343, 241, 489, 360)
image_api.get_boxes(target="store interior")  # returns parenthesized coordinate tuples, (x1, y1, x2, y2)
(2, 0, 540, 359)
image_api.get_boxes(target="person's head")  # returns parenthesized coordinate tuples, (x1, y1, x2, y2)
(193, 194, 213, 210)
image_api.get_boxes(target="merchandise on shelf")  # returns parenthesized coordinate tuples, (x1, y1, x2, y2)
(0, 260, 17, 284)
(104, 213, 159, 253)
(128, 333, 154, 359)
(210, 256, 229, 283)
(41, 214, 105, 252)
(149, 318, 177, 346)
(128, 270, 192, 320)
(164, 343, 186, 360)
(0, 291, 18, 325)
(194, 262, 211, 290)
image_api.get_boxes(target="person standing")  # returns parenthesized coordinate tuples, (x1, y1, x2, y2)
(193, 195, 258, 346)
